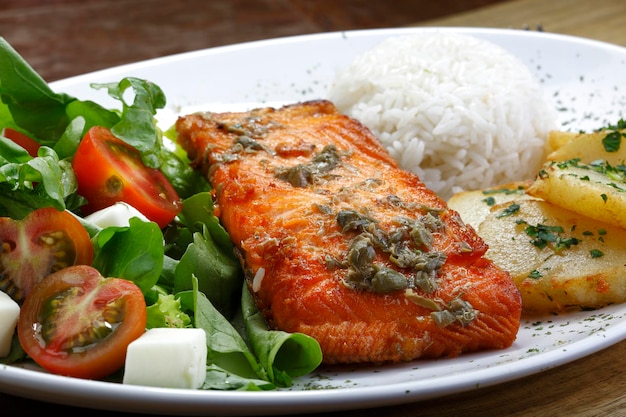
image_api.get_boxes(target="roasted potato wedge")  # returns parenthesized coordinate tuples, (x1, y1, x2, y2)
(527, 159, 626, 231)
(449, 125, 626, 314)
(458, 197, 626, 314)
(546, 129, 626, 165)
(547, 130, 578, 152)
(448, 180, 534, 230)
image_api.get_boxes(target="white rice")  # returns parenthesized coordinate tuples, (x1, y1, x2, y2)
(327, 32, 557, 200)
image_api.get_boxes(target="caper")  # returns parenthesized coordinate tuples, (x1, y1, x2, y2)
(275, 144, 341, 187)
(389, 244, 419, 268)
(371, 267, 408, 293)
(431, 310, 457, 328)
(430, 298, 477, 328)
(285, 164, 315, 187)
(346, 236, 376, 283)
(410, 223, 433, 248)
(414, 270, 438, 293)
(236, 135, 270, 153)
(336, 210, 375, 233)
(311, 145, 341, 172)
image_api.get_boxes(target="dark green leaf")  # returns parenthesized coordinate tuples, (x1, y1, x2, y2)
(92, 218, 164, 294)
(0, 37, 73, 140)
(602, 131, 622, 152)
(174, 226, 242, 319)
(92, 77, 166, 168)
(241, 284, 322, 386)
(178, 287, 270, 388)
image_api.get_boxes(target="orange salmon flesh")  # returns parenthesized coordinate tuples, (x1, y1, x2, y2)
(175, 100, 522, 364)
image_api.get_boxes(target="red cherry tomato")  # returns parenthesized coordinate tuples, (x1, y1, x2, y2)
(72, 126, 182, 228)
(17, 265, 147, 379)
(0, 207, 93, 303)
(1, 127, 41, 157)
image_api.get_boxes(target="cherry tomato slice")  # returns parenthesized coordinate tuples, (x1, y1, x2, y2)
(0, 207, 93, 303)
(17, 265, 147, 379)
(72, 126, 182, 228)
(1, 127, 41, 157)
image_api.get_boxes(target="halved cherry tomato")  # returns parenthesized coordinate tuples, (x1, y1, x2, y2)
(18, 265, 147, 379)
(72, 126, 182, 228)
(0, 207, 93, 303)
(1, 127, 41, 157)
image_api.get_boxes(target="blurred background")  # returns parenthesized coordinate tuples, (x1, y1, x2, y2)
(1, 0, 507, 81)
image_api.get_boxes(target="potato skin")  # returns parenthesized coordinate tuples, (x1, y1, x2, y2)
(527, 161, 626, 230)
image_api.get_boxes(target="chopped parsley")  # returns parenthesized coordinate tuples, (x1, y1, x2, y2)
(496, 203, 520, 218)
(590, 249, 604, 258)
(602, 130, 623, 152)
(517, 220, 580, 251)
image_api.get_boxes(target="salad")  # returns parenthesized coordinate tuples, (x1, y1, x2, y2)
(0, 37, 322, 390)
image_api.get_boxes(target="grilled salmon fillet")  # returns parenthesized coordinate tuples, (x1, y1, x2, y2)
(175, 100, 521, 364)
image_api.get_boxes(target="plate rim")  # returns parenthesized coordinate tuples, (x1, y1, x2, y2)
(49, 26, 626, 90)
(4, 26, 626, 415)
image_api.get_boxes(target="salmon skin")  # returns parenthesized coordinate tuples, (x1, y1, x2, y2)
(175, 100, 521, 364)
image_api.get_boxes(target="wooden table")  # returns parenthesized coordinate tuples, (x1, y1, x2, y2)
(2, 0, 626, 415)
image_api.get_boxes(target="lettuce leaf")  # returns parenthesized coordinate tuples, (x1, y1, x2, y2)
(146, 293, 192, 329)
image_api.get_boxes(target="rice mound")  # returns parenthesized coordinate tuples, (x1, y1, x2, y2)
(328, 32, 557, 200)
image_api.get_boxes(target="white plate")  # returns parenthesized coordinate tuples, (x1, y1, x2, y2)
(2, 27, 626, 416)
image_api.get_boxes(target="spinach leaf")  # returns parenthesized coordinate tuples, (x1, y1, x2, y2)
(178, 192, 232, 249)
(241, 284, 323, 386)
(174, 225, 242, 319)
(178, 285, 273, 390)
(158, 147, 211, 199)
(92, 217, 164, 293)
(203, 365, 273, 391)
(173, 193, 241, 317)
(0, 37, 73, 141)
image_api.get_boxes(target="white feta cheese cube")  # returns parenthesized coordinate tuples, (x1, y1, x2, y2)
(84, 202, 149, 228)
(0, 291, 20, 357)
(123, 328, 207, 389)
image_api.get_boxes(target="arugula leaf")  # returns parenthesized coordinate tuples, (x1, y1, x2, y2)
(0, 139, 76, 217)
(52, 116, 86, 159)
(64, 98, 119, 135)
(92, 77, 165, 168)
